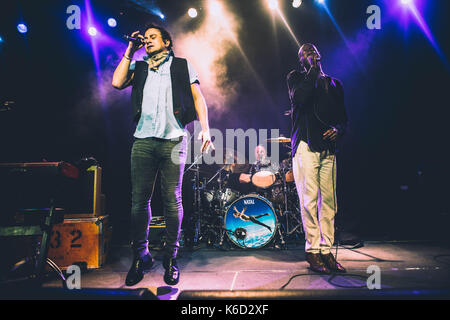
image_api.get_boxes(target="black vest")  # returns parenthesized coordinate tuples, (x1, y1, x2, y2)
(131, 56, 197, 127)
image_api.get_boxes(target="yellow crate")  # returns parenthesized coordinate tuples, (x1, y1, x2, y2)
(47, 215, 112, 269)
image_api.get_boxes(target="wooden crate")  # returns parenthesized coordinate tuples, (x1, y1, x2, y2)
(47, 215, 111, 270)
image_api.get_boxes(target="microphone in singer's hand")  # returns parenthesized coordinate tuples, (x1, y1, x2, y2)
(123, 35, 143, 44)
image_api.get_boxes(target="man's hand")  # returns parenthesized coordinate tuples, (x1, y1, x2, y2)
(323, 127, 338, 141)
(126, 31, 144, 56)
(198, 130, 215, 153)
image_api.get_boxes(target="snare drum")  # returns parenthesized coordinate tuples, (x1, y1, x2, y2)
(252, 170, 277, 189)
(224, 194, 278, 249)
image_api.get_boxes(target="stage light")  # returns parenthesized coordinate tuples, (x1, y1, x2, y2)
(17, 23, 28, 34)
(159, 13, 165, 20)
(401, 0, 412, 5)
(88, 26, 97, 36)
(188, 8, 198, 18)
(268, 0, 278, 10)
(317, 0, 325, 4)
(107, 18, 117, 27)
(0, 36, 3, 43)
(292, 0, 302, 8)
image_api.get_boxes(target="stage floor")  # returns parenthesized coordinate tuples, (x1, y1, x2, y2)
(42, 241, 450, 300)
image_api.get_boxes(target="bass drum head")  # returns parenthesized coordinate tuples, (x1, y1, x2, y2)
(224, 195, 278, 249)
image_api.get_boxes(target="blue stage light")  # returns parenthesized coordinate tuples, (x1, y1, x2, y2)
(17, 23, 28, 34)
(107, 18, 117, 27)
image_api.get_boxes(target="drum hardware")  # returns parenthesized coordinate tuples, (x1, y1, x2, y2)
(184, 145, 303, 250)
(185, 154, 206, 246)
(233, 227, 247, 241)
(199, 164, 236, 248)
(278, 158, 302, 237)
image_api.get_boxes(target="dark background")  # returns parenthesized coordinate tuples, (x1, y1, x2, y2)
(1, 0, 449, 244)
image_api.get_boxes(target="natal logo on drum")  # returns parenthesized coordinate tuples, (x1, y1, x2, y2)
(243, 199, 255, 205)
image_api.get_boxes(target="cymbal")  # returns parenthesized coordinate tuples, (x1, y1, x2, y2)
(218, 163, 234, 172)
(266, 136, 291, 143)
(218, 163, 250, 174)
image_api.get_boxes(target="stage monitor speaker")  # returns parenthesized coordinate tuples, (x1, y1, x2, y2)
(0, 286, 158, 300)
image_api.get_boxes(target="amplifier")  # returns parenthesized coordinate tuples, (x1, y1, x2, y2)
(0, 162, 105, 218)
(63, 165, 105, 217)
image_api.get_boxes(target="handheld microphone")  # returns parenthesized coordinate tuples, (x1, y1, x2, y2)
(123, 35, 144, 44)
(311, 54, 321, 65)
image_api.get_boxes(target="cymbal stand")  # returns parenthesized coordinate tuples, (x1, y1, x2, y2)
(210, 168, 229, 248)
(186, 154, 204, 246)
(280, 166, 301, 237)
(206, 166, 226, 186)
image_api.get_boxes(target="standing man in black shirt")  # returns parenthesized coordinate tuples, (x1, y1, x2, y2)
(287, 43, 348, 274)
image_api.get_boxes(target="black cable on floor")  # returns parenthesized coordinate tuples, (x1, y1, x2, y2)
(327, 273, 368, 289)
(280, 273, 316, 290)
(279, 272, 369, 290)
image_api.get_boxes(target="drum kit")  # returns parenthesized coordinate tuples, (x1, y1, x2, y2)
(184, 137, 303, 250)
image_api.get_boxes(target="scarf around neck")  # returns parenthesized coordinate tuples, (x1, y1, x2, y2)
(145, 50, 170, 70)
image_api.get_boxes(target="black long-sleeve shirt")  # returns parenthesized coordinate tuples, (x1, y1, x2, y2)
(287, 67, 348, 156)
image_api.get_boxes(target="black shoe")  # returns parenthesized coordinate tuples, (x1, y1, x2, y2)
(163, 257, 180, 286)
(305, 252, 331, 274)
(125, 253, 154, 286)
(320, 252, 346, 273)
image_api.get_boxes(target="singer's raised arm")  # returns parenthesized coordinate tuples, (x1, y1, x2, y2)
(112, 31, 142, 89)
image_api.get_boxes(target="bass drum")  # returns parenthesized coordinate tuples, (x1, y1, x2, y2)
(224, 194, 278, 249)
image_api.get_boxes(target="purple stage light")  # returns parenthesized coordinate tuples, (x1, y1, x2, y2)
(17, 23, 28, 34)
(399, 0, 449, 68)
(88, 26, 98, 36)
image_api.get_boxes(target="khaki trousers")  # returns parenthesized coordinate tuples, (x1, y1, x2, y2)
(293, 141, 337, 254)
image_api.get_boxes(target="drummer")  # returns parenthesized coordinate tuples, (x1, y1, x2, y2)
(227, 145, 278, 192)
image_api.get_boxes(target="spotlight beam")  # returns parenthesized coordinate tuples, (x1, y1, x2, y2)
(275, 8, 300, 48)
(320, 2, 365, 72)
(406, 2, 448, 68)
(214, 9, 276, 108)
